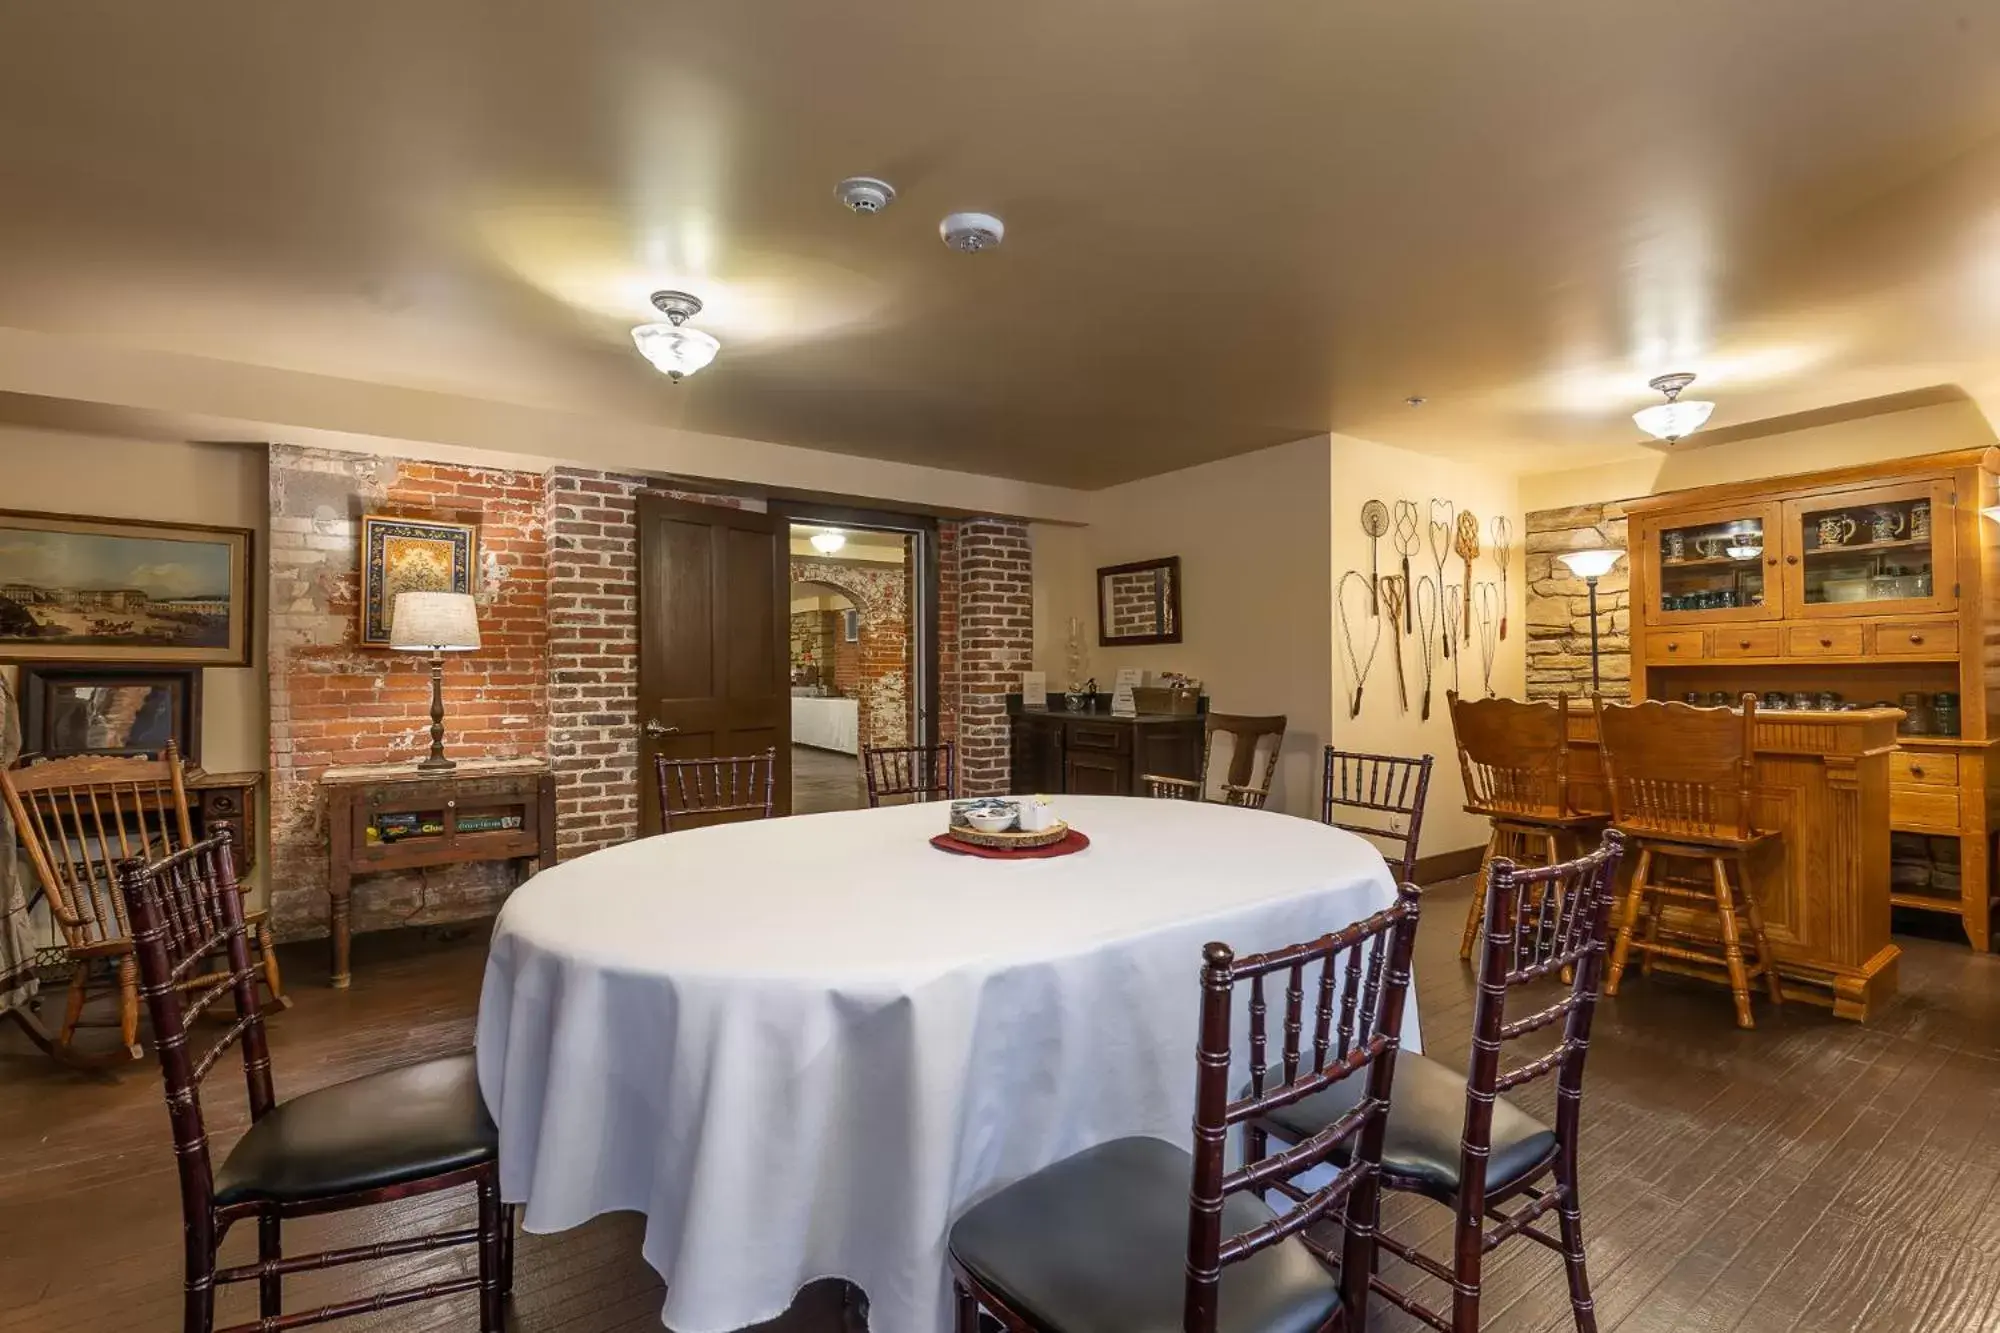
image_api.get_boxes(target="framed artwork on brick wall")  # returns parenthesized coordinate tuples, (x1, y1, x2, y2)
(358, 515, 478, 647)
(0, 509, 253, 665)
(1097, 555, 1182, 646)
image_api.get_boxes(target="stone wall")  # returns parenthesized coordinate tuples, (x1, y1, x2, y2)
(267, 446, 549, 939)
(1525, 500, 1632, 701)
(789, 555, 910, 750)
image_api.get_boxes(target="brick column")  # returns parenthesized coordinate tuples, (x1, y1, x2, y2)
(955, 519, 1033, 795)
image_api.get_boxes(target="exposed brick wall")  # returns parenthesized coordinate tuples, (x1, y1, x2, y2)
(937, 521, 960, 745)
(831, 613, 861, 695)
(956, 519, 1034, 795)
(789, 556, 910, 750)
(267, 446, 548, 940)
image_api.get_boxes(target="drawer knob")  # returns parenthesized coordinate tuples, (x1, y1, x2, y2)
(1820, 638, 1833, 648)
(1667, 643, 1679, 652)
(447, 799, 457, 809)
(1787, 555, 1799, 565)
(1739, 639, 1752, 649)
(1911, 764, 1926, 779)
(1909, 633, 1925, 644)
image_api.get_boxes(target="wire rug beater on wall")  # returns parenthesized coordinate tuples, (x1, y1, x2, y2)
(1414, 574, 1442, 721)
(1391, 500, 1421, 635)
(1335, 571, 1381, 719)
(1443, 582, 1463, 696)
(1428, 500, 1455, 662)
(1475, 580, 1501, 697)
(1360, 500, 1389, 615)
(1380, 574, 1408, 712)
(1490, 515, 1513, 641)
(1453, 509, 1480, 645)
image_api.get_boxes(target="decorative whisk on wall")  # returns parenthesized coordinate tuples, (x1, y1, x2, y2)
(1414, 574, 1442, 721)
(1335, 571, 1381, 719)
(1428, 500, 1454, 663)
(1490, 516, 1513, 641)
(1475, 581, 1501, 697)
(1379, 575, 1408, 712)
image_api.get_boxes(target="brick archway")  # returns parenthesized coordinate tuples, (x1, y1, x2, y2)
(790, 556, 910, 751)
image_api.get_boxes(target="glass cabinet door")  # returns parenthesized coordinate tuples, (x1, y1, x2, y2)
(1780, 480, 1956, 618)
(1640, 504, 1781, 623)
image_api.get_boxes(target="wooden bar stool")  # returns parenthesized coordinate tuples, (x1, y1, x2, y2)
(1594, 694, 1784, 1029)
(1447, 691, 1603, 961)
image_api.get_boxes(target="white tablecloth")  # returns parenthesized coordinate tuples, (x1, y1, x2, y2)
(476, 796, 1417, 1333)
(791, 695, 859, 754)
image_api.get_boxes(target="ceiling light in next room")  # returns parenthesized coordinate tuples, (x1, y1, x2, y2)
(1632, 372, 1715, 443)
(631, 290, 721, 381)
(810, 531, 847, 554)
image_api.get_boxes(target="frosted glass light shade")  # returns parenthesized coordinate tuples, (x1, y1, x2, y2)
(1558, 548, 1623, 579)
(809, 531, 846, 554)
(631, 323, 721, 380)
(1633, 398, 1715, 443)
(390, 592, 481, 651)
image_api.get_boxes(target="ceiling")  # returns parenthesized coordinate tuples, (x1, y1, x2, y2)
(2, 3, 1999, 487)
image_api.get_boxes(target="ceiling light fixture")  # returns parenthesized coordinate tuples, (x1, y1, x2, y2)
(1632, 372, 1715, 444)
(631, 291, 721, 382)
(809, 530, 847, 554)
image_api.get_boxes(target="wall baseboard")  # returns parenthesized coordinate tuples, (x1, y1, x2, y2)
(1414, 844, 1484, 886)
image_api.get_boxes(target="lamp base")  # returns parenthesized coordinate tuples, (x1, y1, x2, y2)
(416, 754, 457, 773)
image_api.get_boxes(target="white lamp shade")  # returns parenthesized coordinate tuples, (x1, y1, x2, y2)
(390, 592, 481, 651)
(1557, 548, 1623, 579)
(1632, 398, 1715, 443)
(631, 323, 721, 380)
(809, 530, 846, 554)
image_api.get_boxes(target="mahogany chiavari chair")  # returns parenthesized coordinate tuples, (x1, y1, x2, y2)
(1447, 690, 1604, 961)
(1143, 711, 1288, 809)
(0, 742, 287, 1065)
(862, 741, 956, 806)
(654, 748, 779, 832)
(1253, 831, 1625, 1333)
(1594, 695, 1783, 1029)
(948, 887, 1422, 1333)
(1322, 747, 1435, 886)
(119, 829, 514, 1333)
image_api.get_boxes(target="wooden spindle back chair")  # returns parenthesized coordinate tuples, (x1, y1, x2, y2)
(1448, 690, 1601, 961)
(948, 887, 1422, 1333)
(654, 748, 778, 832)
(1144, 711, 1287, 809)
(1365, 831, 1624, 1333)
(1594, 695, 1782, 1028)
(0, 743, 286, 1064)
(862, 741, 955, 806)
(121, 830, 513, 1333)
(1322, 747, 1435, 886)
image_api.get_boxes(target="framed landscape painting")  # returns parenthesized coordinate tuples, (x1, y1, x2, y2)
(0, 510, 253, 665)
(19, 663, 203, 764)
(359, 515, 478, 646)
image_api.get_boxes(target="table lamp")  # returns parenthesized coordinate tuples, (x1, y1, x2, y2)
(1556, 548, 1623, 694)
(390, 591, 482, 772)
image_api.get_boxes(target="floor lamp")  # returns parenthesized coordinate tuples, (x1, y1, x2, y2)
(1556, 548, 1623, 695)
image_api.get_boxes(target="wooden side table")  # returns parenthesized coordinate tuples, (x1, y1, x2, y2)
(185, 768, 262, 876)
(322, 757, 557, 988)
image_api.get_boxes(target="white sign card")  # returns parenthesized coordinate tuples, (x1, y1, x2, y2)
(1111, 682, 1138, 717)
(1114, 667, 1145, 689)
(1021, 670, 1047, 709)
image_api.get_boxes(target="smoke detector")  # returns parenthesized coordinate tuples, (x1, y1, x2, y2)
(836, 177, 896, 214)
(939, 211, 1005, 253)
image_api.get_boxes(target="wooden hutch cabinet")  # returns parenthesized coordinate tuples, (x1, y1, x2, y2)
(1627, 447, 1999, 951)
(1007, 698, 1204, 797)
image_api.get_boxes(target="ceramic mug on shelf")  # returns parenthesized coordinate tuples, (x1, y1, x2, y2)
(1663, 530, 1687, 560)
(1868, 510, 1906, 543)
(1815, 514, 1858, 547)
(1694, 535, 1726, 559)
(1910, 501, 1931, 540)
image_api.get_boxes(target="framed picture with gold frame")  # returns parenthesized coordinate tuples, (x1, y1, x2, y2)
(358, 516, 478, 647)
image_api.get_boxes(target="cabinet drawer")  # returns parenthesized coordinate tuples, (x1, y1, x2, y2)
(1871, 620, 1959, 657)
(1785, 623, 1865, 657)
(1890, 785, 1961, 832)
(1713, 627, 1782, 658)
(1646, 630, 1707, 662)
(1066, 722, 1131, 754)
(1891, 750, 1959, 787)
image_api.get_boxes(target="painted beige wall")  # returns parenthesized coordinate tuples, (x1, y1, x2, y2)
(1520, 399, 1996, 513)
(0, 426, 270, 906)
(1327, 435, 1525, 861)
(1031, 436, 1335, 818)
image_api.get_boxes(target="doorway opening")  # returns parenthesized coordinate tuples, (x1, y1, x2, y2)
(783, 513, 935, 814)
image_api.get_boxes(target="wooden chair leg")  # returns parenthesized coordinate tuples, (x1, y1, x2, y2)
(1733, 855, 1785, 1007)
(258, 1211, 282, 1321)
(57, 962, 89, 1052)
(477, 1171, 504, 1333)
(954, 1279, 980, 1333)
(116, 955, 144, 1060)
(1639, 876, 1666, 979)
(183, 1213, 217, 1333)
(256, 921, 293, 1010)
(1554, 1153, 1598, 1333)
(1709, 856, 1756, 1029)
(1605, 846, 1651, 997)
(1460, 826, 1504, 961)
(500, 1204, 519, 1296)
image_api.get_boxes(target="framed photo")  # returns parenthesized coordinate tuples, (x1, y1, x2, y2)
(1097, 555, 1182, 646)
(359, 516, 478, 647)
(0, 509, 253, 665)
(843, 607, 859, 642)
(18, 663, 203, 764)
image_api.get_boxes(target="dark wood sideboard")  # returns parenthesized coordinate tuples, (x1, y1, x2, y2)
(1007, 697, 1204, 796)
(323, 757, 556, 989)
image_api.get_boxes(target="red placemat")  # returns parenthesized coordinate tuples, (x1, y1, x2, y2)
(930, 828, 1091, 859)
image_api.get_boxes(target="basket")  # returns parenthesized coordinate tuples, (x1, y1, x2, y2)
(1131, 686, 1201, 716)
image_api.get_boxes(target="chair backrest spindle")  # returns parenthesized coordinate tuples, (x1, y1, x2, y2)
(862, 742, 956, 806)
(1321, 747, 1434, 885)
(653, 748, 779, 832)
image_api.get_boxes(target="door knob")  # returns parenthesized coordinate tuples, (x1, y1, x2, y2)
(643, 720, 679, 738)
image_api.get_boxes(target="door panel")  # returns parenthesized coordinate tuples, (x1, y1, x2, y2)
(637, 496, 790, 833)
(1636, 502, 1782, 625)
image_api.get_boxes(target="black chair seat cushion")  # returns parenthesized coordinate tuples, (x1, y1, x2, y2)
(215, 1053, 497, 1207)
(949, 1136, 1341, 1333)
(1258, 1053, 1555, 1202)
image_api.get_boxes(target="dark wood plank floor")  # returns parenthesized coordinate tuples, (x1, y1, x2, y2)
(792, 744, 864, 815)
(5, 877, 2000, 1332)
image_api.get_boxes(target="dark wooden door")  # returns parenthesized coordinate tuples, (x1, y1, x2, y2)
(1010, 715, 1065, 793)
(636, 496, 790, 833)
(1065, 748, 1128, 796)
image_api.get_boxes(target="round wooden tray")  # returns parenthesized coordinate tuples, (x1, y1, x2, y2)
(943, 820, 1070, 850)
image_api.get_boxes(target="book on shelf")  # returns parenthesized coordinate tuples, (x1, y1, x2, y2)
(365, 811, 524, 844)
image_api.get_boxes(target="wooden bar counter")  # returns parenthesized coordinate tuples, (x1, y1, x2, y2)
(1564, 704, 1901, 1021)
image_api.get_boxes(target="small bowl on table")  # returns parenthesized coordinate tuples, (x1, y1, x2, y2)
(963, 806, 1020, 835)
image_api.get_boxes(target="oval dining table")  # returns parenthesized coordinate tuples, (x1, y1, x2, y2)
(475, 794, 1422, 1333)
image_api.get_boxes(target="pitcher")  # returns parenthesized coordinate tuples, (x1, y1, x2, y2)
(1867, 510, 1905, 543)
(1815, 514, 1857, 547)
